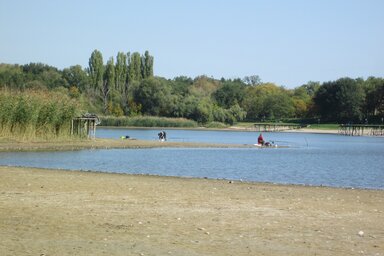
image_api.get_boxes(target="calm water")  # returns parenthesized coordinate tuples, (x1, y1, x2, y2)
(0, 128, 383, 189)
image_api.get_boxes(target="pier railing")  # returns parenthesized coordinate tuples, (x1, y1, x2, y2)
(253, 123, 307, 132)
(338, 124, 384, 136)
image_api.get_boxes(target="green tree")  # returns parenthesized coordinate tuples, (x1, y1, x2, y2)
(0, 64, 26, 90)
(130, 77, 172, 116)
(314, 78, 365, 123)
(242, 83, 294, 121)
(102, 57, 115, 114)
(22, 63, 68, 89)
(115, 52, 128, 94)
(213, 80, 245, 108)
(88, 50, 104, 91)
(190, 76, 220, 97)
(243, 75, 262, 86)
(363, 77, 384, 120)
(300, 81, 320, 97)
(171, 76, 193, 96)
(115, 52, 129, 113)
(141, 50, 154, 79)
(62, 65, 89, 92)
(128, 52, 142, 82)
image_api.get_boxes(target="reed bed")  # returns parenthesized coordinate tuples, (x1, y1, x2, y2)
(0, 90, 79, 140)
(100, 116, 198, 128)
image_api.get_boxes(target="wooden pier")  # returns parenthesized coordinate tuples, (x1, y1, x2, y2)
(338, 124, 384, 136)
(253, 123, 307, 132)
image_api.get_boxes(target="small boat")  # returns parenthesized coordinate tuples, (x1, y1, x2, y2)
(254, 141, 278, 148)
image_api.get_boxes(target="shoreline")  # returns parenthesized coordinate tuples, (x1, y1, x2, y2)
(3, 164, 382, 192)
(101, 125, 341, 134)
(1, 166, 383, 256)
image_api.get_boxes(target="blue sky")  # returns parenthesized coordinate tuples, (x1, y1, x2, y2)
(1, 0, 383, 88)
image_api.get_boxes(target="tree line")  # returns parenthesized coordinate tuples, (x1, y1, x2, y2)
(1, 49, 383, 125)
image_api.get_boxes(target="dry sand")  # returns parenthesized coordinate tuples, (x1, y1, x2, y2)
(1, 166, 383, 256)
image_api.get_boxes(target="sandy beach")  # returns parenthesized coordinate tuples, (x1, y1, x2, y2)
(1, 166, 383, 256)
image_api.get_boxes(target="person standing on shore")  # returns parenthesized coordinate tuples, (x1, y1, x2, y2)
(158, 131, 167, 141)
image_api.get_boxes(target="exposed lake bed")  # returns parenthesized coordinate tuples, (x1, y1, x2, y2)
(1, 166, 383, 256)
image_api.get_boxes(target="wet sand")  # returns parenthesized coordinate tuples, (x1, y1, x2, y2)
(0, 138, 254, 152)
(1, 166, 383, 256)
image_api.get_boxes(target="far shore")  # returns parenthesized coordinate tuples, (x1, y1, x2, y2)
(100, 125, 340, 134)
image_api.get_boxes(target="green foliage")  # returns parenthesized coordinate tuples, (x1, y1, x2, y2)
(142, 50, 154, 79)
(69, 86, 80, 98)
(213, 80, 245, 108)
(128, 52, 143, 82)
(100, 116, 198, 128)
(0, 64, 26, 90)
(88, 49, 104, 90)
(242, 83, 294, 121)
(115, 52, 128, 94)
(130, 77, 173, 116)
(102, 57, 115, 114)
(2, 49, 384, 128)
(171, 76, 193, 96)
(243, 75, 262, 86)
(0, 63, 69, 90)
(314, 78, 365, 123)
(363, 77, 384, 118)
(0, 90, 79, 139)
(62, 65, 89, 92)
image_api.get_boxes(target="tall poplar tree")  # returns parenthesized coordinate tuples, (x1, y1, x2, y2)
(115, 52, 127, 94)
(102, 57, 115, 114)
(128, 52, 142, 82)
(141, 50, 154, 79)
(88, 50, 104, 92)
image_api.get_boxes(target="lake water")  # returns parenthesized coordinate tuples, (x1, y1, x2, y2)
(1, 128, 383, 189)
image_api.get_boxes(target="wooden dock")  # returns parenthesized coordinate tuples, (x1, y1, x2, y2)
(338, 124, 384, 136)
(253, 123, 307, 132)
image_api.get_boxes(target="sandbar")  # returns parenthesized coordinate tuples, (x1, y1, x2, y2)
(0, 138, 254, 152)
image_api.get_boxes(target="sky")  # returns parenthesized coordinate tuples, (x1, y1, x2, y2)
(1, 0, 383, 88)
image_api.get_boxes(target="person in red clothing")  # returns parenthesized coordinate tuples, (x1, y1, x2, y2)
(257, 133, 265, 145)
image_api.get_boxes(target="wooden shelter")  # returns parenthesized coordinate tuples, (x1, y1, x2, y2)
(71, 114, 100, 139)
